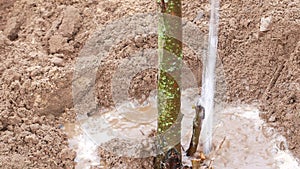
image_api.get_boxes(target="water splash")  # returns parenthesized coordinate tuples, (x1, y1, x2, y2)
(181, 90, 300, 168)
(63, 124, 101, 169)
(199, 0, 220, 154)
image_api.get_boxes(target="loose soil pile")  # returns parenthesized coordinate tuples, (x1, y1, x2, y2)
(0, 0, 299, 168)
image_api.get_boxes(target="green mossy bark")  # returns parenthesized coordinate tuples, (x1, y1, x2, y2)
(155, 0, 182, 168)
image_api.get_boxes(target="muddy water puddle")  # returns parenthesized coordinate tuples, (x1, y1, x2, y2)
(64, 89, 300, 169)
(208, 106, 299, 169)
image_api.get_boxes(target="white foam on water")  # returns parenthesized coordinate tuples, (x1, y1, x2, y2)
(64, 125, 101, 169)
(275, 150, 300, 169)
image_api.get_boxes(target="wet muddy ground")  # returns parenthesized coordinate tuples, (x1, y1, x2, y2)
(65, 89, 299, 168)
(0, 0, 299, 168)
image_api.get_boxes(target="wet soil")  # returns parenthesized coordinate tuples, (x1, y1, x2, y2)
(0, 0, 299, 168)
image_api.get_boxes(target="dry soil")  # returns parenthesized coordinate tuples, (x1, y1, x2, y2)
(0, 0, 299, 168)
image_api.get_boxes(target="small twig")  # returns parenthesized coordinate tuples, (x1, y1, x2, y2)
(262, 62, 285, 100)
(208, 159, 214, 169)
(186, 105, 204, 156)
(216, 136, 226, 154)
(139, 130, 145, 136)
(207, 136, 226, 168)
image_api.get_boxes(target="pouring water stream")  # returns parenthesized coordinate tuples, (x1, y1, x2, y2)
(199, 0, 220, 154)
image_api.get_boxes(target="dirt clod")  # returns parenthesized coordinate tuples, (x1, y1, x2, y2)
(3, 16, 22, 41)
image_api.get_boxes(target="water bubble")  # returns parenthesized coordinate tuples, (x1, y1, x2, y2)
(262, 125, 275, 138)
(229, 114, 236, 120)
(278, 141, 288, 151)
(216, 120, 224, 128)
(267, 146, 279, 155)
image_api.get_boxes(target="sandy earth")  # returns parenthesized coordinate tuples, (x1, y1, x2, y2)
(0, 0, 299, 168)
